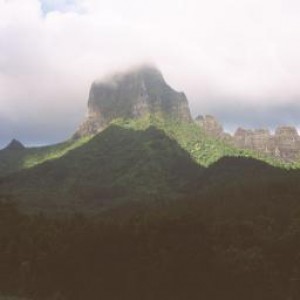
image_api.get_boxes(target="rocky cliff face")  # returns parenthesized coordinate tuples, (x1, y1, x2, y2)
(195, 115, 233, 143)
(75, 66, 192, 137)
(195, 115, 300, 162)
(195, 115, 224, 138)
(74, 65, 299, 163)
(231, 126, 300, 161)
(233, 128, 275, 153)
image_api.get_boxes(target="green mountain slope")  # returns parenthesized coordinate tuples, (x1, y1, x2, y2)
(0, 137, 90, 178)
(0, 122, 203, 213)
(1, 155, 300, 299)
(1, 117, 299, 213)
(1, 116, 298, 182)
(113, 117, 294, 168)
(2, 120, 300, 299)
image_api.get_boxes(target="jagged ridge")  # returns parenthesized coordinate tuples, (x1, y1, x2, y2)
(196, 114, 300, 163)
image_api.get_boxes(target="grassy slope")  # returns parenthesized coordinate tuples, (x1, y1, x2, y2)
(112, 117, 295, 168)
(1, 117, 298, 214)
(0, 123, 203, 212)
(0, 117, 297, 181)
(0, 137, 90, 178)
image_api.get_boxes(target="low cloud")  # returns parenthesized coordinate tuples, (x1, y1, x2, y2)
(1, 0, 300, 147)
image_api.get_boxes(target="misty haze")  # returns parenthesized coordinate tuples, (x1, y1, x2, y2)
(0, 0, 300, 300)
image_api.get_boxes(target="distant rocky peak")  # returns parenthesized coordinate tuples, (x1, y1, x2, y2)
(275, 126, 298, 138)
(195, 115, 300, 162)
(195, 114, 224, 138)
(74, 65, 192, 138)
(5, 139, 25, 151)
(234, 127, 252, 136)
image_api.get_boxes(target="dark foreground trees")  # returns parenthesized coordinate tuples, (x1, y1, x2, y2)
(0, 190, 300, 300)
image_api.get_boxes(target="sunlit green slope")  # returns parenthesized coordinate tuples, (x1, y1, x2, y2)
(1, 117, 299, 213)
(0, 136, 90, 177)
(0, 117, 297, 181)
(0, 123, 202, 212)
(112, 117, 296, 168)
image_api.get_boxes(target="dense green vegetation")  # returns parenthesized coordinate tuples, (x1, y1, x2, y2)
(1, 118, 300, 299)
(0, 137, 90, 178)
(1, 157, 300, 299)
(0, 118, 299, 213)
(1, 117, 297, 180)
(113, 117, 297, 168)
(0, 124, 202, 213)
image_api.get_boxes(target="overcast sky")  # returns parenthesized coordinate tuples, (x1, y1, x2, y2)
(1, 0, 300, 147)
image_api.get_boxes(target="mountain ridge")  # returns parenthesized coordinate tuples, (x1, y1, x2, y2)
(1, 65, 300, 183)
(1, 66, 300, 299)
(196, 114, 300, 162)
(73, 65, 300, 164)
(0, 124, 203, 213)
(1, 65, 300, 166)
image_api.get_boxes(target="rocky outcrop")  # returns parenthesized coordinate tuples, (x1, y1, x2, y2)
(4, 139, 25, 151)
(73, 65, 300, 163)
(233, 128, 275, 153)
(195, 114, 300, 162)
(274, 126, 300, 161)
(231, 126, 300, 161)
(195, 115, 224, 138)
(251, 129, 274, 153)
(195, 115, 233, 143)
(74, 65, 192, 137)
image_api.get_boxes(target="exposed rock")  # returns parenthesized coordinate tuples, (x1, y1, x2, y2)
(274, 126, 300, 161)
(73, 64, 300, 163)
(195, 115, 223, 138)
(195, 115, 233, 143)
(233, 128, 274, 152)
(232, 125, 300, 162)
(251, 129, 274, 153)
(4, 139, 25, 151)
(195, 114, 300, 162)
(233, 128, 253, 149)
(74, 65, 192, 137)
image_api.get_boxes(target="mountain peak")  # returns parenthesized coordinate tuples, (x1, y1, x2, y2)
(74, 65, 192, 137)
(4, 139, 25, 151)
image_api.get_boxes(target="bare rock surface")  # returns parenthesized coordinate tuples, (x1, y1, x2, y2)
(75, 65, 192, 137)
(195, 115, 300, 162)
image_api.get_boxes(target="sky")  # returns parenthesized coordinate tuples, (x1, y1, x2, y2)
(1, 0, 300, 147)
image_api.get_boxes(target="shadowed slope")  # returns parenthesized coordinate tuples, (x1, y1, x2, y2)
(0, 125, 202, 213)
(0, 138, 89, 178)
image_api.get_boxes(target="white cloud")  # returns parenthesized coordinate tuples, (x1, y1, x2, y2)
(1, 0, 300, 146)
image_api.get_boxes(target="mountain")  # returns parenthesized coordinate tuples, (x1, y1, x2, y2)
(74, 65, 192, 137)
(0, 138, 88, 178)
(0, 124, 202, 213)
(231, 125, 300, 162)
(0, 65, 299, 213)
(1, 65, 298, 181)
(1, 67, 300, 300)
(1, 117, 297, 213)
(2, 156, 300, 300)
(196, 114, 300, 163)
(4, 139, 25, 151)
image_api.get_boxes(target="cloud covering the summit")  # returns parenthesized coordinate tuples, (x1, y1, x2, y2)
(1, 0, 300, 146)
